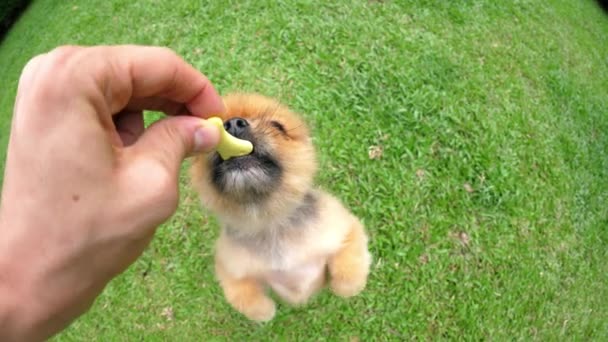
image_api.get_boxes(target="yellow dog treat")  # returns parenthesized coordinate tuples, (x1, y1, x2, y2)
(207, 117, 253, 160)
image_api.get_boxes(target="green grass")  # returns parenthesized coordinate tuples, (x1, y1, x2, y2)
(1, 0, 608, 340)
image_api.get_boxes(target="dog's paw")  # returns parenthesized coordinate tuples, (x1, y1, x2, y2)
(329, 249, 371, 298)
(240, 296, 276, 322)
(330, 273, 367, 298)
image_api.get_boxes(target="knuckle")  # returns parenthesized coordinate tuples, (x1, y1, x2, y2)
(45, 45, 82, 68)
(158, 119, 190, 158)
(14, 47, 82, 119)
(158, 47, 181, 90)
(156, 46, 179, 59)
(17, 54, 45, 92)
(19, 46, 84, 100)
(21, 54, 44, 75)
(162, 119, 183, 141)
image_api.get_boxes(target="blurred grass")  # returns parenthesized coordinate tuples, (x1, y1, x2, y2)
(1, 0, 608, 340)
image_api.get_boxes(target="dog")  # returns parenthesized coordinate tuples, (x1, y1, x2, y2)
(190, 93, 371, 321)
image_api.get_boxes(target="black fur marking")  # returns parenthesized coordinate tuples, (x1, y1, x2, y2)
(284, 192, 318, 229)
(209, 135, 283, 202)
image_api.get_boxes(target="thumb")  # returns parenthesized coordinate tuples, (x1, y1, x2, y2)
(130, 116, 220, 176)
(114, 116, 219, 235)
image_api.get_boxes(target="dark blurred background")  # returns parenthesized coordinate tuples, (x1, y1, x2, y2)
(1, 0, 32, 41)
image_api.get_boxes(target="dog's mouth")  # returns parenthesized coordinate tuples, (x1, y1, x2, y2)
(210, 145, 282, 200)
(212, 145, 276, 170)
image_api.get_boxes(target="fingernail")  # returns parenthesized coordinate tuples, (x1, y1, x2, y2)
(193, 124, 219, 153)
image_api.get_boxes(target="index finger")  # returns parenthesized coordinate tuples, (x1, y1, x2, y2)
(90, 45, 225, 118)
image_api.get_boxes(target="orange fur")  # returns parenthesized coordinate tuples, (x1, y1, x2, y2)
(190, 93, 317, 231)
(215, 260, 276, 321)
(328, 221, 370, 297)
(190, 93, 371, 321)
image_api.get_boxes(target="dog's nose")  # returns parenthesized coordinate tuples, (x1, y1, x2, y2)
(224, 117, 249, 138)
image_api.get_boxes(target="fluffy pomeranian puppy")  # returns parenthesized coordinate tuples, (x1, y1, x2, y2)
(190, 93, 371, 321)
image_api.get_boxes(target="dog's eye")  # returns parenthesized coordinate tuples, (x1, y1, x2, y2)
(270, 120, 287, 134)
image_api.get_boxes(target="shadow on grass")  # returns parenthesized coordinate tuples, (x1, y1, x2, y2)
(0, 0, 33, 42)
(596, 0, 608, 14)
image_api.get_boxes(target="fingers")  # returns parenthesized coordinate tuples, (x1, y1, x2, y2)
(125, 116, 220, 179)
(17, 45, 225, 122)
(114, 116, 220, 241)
(102, 45, 225, 117)
(124, 97, 190, 116)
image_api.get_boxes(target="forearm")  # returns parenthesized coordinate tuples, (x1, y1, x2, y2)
(0, 246, 36, 341)
(0, 261, 34, 342)
(1, 267, 105, 342)
(0, 246, 101, 342)
(0, 224, 63, 342)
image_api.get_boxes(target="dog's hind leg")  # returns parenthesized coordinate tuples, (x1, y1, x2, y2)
(215, 260, 276, 322)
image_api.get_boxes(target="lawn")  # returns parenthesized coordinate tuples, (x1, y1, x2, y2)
(1, 0, 608, 340)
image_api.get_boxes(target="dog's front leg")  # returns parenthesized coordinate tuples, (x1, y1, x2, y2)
(327, 220, 371, 297)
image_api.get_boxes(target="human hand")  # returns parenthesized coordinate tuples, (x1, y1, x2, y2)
(0, 45, 223, 341)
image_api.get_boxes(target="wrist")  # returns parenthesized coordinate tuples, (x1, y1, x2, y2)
(0, 222, 49, 342)
(0, 218, 102, 342)
(0, 280, 48, 342)
(0, 247, 29, 341)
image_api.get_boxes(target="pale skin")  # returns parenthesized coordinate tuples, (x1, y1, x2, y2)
(0, 45, 225, 341)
